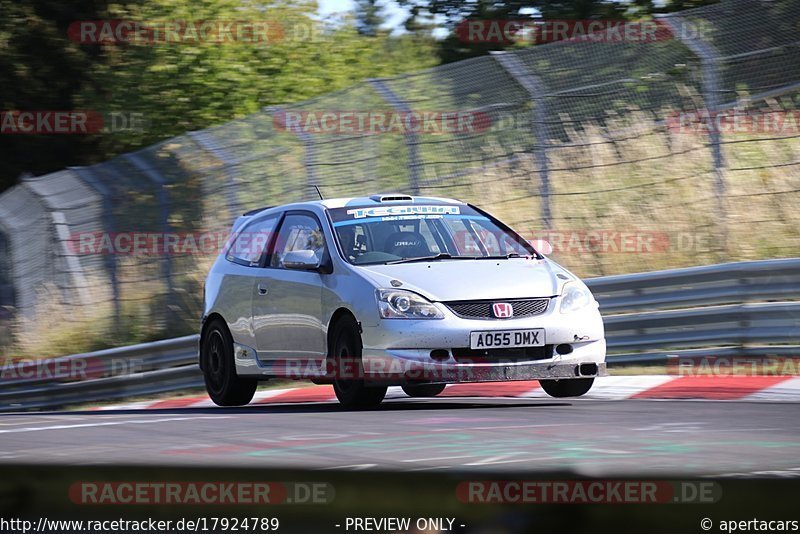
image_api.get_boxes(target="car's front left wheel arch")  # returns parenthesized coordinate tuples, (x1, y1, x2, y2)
(199, 312, 226, 372)
(201, 317, 257, 406)
(326, 307, 359, 357)
(327, 312, 386, 409)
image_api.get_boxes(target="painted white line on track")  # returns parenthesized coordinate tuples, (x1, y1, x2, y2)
(463, 455, 566, 466)
(0, 415, 89, 425)
(464, 453, 524, 466)
(408, 465, 457, 472)
(319, 464, 377, 471)
(0, 416, 232, 434)
(447, 423, 586, 431)
(402, 454, 478, 463)
(95, 401, 164, 411)
(565, 447, 630, 455)
(0, 421, 37, 426)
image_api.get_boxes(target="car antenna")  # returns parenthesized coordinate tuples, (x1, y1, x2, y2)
(312, 185, 324, 200)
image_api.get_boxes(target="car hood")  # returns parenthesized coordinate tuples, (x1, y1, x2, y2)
(356, 258, 575, 302)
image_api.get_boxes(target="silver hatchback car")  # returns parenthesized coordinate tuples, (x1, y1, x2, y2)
(200, 194, 606, 408)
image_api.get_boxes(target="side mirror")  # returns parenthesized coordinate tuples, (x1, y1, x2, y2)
(283, 249, 321, 271)
(530, 238, 553, 256)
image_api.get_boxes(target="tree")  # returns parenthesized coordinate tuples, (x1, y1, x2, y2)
(0, 0, 108, 192)
(355, 0, 384, 35)
(397, 0, 719, 63)
(0, 0, 438, 193)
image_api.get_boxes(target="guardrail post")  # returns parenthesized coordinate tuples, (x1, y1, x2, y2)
(70, 166, 121, 335)
(368, 79, 422, 195)
(492, 51, 552, 230)
(660, 15, 728, 260)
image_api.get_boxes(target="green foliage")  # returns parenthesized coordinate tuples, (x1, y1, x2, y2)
(398, 0, 720, 63)
(0, 0, 104, 191)
(0, 0, 438, 192)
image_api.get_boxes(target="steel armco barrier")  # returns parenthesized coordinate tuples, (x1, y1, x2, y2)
(1, 257, 798, 411)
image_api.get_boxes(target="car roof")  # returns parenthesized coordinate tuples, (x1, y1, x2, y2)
(241, 195, 464, 218)
(319, 195, 464, 209)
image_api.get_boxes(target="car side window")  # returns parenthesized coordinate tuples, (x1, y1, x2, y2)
(271, 213, 327, 268)
(226, 215, 279, 266)
(338, 223, 371, 262)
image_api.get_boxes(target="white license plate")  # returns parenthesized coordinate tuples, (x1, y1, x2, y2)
(469, 329, 545, 349)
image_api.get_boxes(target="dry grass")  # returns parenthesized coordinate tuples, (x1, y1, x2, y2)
(448, 109, 800, 278)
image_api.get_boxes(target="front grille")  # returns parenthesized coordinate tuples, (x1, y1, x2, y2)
(451, 345, 554, 363)
(445, 298, 550, 319)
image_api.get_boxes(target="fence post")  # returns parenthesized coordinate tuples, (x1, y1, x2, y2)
(265, 106, 315, 200)
(0, 226, 12, 314)
(51, 211, 92, 306)
(368, 79, 421, 195)
(492, 51, 552, 230)
(187, 130, 243, 220)
(18, 174, 92, 308)
(124, 152, 175, 330)
(660, 15, 727, 259)
(70, 166, 121, 335)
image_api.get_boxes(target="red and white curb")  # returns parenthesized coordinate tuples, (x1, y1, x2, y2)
(95, 375, 800, 410)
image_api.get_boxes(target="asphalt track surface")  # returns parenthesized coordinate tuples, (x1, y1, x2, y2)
(1, 398, 798, 476)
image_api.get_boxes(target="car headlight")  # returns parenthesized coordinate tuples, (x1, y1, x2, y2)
(376, 289, 444, 319)
(559, 282, 594, 313)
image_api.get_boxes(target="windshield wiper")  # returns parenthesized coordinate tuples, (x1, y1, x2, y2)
(472, 253, 523, 259)
(386, 253, 526, 264)
(386, 253, 455, 264)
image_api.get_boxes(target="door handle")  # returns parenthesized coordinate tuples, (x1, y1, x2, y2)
(257, 283, 268, 295)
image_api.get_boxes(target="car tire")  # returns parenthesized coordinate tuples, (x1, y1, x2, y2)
(331, 316, 387, 409)
(402, 384, 447, 397)
(202, 319, 258, 406)
(539, 377, 594, 398)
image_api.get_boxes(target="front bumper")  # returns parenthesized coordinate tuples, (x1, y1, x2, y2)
(356, 301, 606, 385)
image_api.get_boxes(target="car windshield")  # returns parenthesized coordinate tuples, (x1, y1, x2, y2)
(328, 203, 537, 265)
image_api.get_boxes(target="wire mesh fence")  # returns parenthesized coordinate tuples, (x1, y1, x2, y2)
(0, 0, 798, 354)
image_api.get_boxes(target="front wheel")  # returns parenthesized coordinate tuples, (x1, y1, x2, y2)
(331, 316, 387, 409)
(402, 383, 447, 397)
(539, 377, 594, 398)
(201, 320, 258, 406)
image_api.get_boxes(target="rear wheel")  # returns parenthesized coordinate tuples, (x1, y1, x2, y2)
(539, 377, 594, 398)
(330, 316, 387, 409)
(402, 383, 446, 397)
(202, 319, 257, 406)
